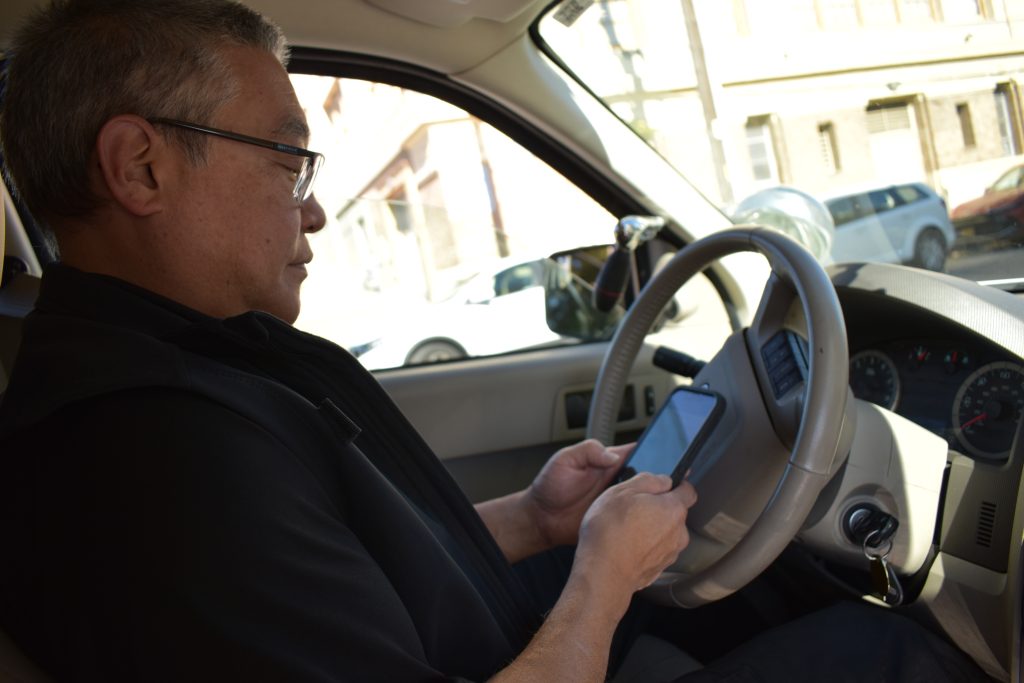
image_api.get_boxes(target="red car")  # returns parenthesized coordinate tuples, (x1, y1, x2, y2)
(951, 164, 1024, 252)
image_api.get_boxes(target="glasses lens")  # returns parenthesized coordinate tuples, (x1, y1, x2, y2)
(294, 153, 324, 202)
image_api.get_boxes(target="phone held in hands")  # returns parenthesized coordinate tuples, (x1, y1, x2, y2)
(616, 386, 725, 488)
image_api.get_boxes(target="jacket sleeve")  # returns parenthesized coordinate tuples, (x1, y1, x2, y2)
(14, 388, 480, 683)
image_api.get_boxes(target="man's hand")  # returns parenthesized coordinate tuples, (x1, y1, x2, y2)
(525, 439, 631, 549)
(475, 439, 629, 563)
(489, 472, 698, 683)
(574, 473, 698, 595)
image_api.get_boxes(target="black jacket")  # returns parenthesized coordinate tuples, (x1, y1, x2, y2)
(0, 265, 542, 682)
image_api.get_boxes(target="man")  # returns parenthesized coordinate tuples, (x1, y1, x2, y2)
(0, 1, 697, 681)
(0, 1, 992, 682)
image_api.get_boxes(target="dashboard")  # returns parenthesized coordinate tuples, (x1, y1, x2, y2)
(818, 264, 1023, 682)
(849, 340, 1023, 461)
(831, 263, 1024, 465)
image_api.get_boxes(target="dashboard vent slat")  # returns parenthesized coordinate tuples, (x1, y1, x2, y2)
(761, 331, 807, 399)
(976, 501, 997, 548)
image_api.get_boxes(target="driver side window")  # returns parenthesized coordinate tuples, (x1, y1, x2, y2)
(289, 75, 617, 370)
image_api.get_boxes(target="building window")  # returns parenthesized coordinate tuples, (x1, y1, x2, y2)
(741, 0, 967, 30)
(417, 173, 459, 270)
(859, 0, 899, 25)
(898, 0, 938, 22)
(738, 0, 818, 34)
(817, 0, 860, 29)
(323, 79, 343, 124)
(818, 122, 841, 174)
(387, 189, 413, 234)
(956, 102, 976, 148)
(745, 117, 780, 182)
(943, 0, 988, 21)
(866, 103, 911, 133)
(995, 85, 1022, 156)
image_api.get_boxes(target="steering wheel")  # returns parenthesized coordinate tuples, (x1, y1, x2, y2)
(586, 227, 855, 608)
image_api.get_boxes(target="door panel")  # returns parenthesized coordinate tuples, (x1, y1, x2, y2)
(376, 340, 681, 500)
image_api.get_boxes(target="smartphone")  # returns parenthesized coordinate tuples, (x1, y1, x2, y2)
(616, 386, 725, 487)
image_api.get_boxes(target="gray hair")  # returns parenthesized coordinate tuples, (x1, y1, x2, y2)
(0, 0, 288, 229)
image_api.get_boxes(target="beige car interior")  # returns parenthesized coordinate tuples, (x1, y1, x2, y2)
(1, 0, 1023, 681)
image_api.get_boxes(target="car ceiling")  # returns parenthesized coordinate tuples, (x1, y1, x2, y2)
(246, 0, 548, 75)
(0, 0, 549, 76)
(365, 0, 538, 28)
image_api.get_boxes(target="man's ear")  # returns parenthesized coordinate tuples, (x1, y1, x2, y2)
(94, 115, 166, 217)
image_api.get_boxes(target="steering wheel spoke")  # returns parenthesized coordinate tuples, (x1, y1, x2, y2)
(745, 272, 812, 450)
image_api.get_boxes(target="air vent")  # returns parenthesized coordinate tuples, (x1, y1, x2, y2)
(976, 501, 997, 548)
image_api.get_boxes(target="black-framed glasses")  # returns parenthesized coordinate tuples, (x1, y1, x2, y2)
(149, 117, 324, 202)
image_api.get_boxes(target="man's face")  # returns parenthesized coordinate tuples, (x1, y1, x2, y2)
(171, 45, 326, 323)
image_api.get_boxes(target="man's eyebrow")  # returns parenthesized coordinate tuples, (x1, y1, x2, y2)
(273, 116, 310, 143)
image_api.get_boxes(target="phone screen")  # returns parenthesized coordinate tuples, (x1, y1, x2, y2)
(618, 387, 723, 485)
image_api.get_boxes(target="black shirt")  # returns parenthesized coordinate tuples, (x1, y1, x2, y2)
(0, 265, 542, 682)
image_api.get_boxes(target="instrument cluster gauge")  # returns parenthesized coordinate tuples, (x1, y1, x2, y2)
(942, 349, 971, 375)
(952, 361, 1024, 461)
(907, 345, 930, 370)
(849, 350, 900, 411)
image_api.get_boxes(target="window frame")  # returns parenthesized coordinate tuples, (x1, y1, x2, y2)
(286, 47, 743, 367)
(288, 48, 643, 230)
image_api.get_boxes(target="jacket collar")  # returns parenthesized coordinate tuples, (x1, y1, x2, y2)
(0, 265, 281, 435)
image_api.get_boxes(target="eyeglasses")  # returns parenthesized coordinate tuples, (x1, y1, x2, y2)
(149, 118, 324, 202)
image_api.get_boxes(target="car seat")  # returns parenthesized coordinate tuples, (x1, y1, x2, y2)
(1, 183, 51, 683)
(0, 629, 52, 683)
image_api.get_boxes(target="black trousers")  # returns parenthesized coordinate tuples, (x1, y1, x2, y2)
(675, 601, 992, 683)
(514, 549, 991, 683)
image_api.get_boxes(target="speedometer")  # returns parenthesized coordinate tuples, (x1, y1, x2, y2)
(952, 362, 1024, 461)
(849, 350, 899, 410)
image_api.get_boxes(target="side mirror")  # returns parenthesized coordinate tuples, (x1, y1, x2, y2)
(543, 245, 623, 341)
(543, 240, 696, 341)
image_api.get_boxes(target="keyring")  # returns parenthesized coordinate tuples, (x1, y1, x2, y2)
(862, 529, 894, 559)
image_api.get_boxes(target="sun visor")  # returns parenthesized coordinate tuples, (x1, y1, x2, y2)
(363, 0, 536, 27)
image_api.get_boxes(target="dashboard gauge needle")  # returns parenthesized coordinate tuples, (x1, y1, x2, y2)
(961, 413, 988, 430)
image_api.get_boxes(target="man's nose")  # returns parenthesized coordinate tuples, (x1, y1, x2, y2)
(302, 193, 327, 233)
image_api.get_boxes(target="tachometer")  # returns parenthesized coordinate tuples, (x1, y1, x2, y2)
(952, 362, 1024, 461)
(849, 350, 900, 410)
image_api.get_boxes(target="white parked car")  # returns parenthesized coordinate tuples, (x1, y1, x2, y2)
(826, 183, 956, 271)
(352, 257, 564, 369)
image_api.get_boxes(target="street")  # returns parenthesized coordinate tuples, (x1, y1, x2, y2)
(947, 247, 1024, 284)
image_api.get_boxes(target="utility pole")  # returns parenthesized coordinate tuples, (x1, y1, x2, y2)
(598, 0, 649, 131)
(680, 0, 733, 206)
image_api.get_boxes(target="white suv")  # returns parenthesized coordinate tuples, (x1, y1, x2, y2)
(827, 183, 955, 271)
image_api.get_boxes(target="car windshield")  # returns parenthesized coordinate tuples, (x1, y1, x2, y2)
(538, 0, 1024, 289)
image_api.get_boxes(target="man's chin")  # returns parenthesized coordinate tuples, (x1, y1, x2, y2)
(258, 289, 302, 325)
(279, 301, 301, 325)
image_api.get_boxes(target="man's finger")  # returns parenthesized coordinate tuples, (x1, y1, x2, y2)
(620, 472, 674, 494)
(586, 446, 621, 468)
(673, 480, 698, 508)
(607, 442, 635, 459)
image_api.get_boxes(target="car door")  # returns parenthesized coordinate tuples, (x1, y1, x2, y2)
(287, 57, 737, 503)
(830, 193, 899, 264)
